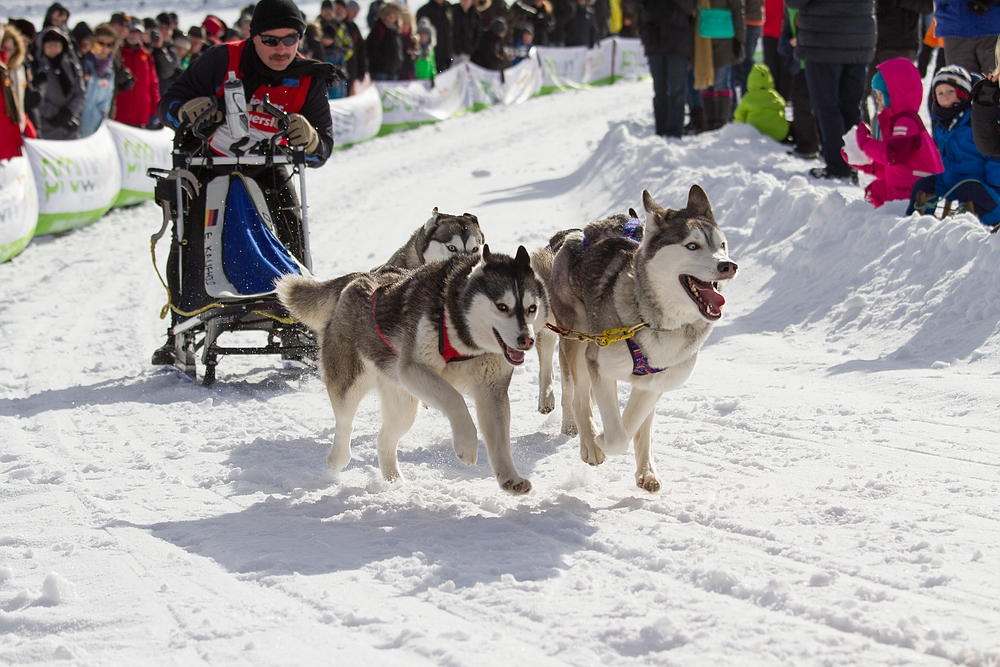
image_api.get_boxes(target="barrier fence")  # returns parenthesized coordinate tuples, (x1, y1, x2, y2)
(0, 38, 649, 264)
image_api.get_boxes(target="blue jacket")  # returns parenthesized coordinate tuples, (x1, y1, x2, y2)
(935, 0, 1000, 39)
(932, 109, 1000, 195)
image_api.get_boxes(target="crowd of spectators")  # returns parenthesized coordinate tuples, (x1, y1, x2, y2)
(1, 0, 640, 158)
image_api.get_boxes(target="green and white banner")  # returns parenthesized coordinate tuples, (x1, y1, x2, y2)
(107, 120, 174, 208)
(0, 156, 38, 264)
(24, 124, 121, 236)
(376, 65, 468, 135)
(330, 83, 384, 148)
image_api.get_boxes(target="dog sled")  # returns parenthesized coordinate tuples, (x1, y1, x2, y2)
(147, 96, 317, 386)
(912, 179, 1000, 233)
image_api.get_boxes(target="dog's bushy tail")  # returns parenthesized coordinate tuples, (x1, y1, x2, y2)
(276, 273, 356, 332)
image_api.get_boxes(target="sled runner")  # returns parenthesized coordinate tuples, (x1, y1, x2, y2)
(148, 96, 317, 386)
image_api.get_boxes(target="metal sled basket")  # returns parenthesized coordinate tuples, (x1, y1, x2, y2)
(147, 96, 318, 386)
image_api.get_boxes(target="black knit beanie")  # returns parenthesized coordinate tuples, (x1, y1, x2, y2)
(249, 0, 306, 37)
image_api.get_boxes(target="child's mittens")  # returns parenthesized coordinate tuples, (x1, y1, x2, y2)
(841, 124, 872, 167)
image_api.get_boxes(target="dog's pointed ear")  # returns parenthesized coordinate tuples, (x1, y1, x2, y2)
(642, 189, 666, 216)
(514, 245, 531, 270)
(686, 185, 713, 218)
(423, 207, 441, 232)
(462, 212, 478, 222)
(482, 244, 493, 264)
(628, 207, 638, 219)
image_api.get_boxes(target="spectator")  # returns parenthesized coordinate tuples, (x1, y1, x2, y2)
(453, 0, 483, 57)
(510, 24, 534, 64)
(761, 0, 790, 100)
(910, 65, 1000, 227)
(367, 2, 407, 80)
(417, 0, 456, 72)
(80, 23, 117, 136)
(471, 16, 511, 69)
(71, 22, 93, 61)
(174, 34, 193, 69)
(187, 26, 207, 66)
(1, 22, 28, 159)
(733, 63, 788, 141)
(508, 0, 555, 46)
(564, 0, 599, 48)
(731, 0, 762, 103)
(549, 0, 574, 45)
(843, 58, 943, 207)
(414, 17, 438, 78)
(203, 16, 228, 47)
(639, 0, 695, 138)
(318, 0, 339, 30)
(777, 7, 820, 158)
(971, 39, 1000, 156)
(2, 23, 29, 137)
(150, 28, 181, 95)
(618, 0, 639, 37)
(344, 1, 368, 89)
(42, 3, 70, 31)
(31, 26, 85, 140)
(785, 0, 875, 180)
(320, 22, 352, 96)
(934, 0, 1000, 76)
(109, 13, 130, 42)
(695, 0, 746, 131)
(113, 21, 160, 129)
(861, 0, 931, 124)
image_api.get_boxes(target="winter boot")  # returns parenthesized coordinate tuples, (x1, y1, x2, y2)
(684, 106, 706, 135)
(709, 94, 732, 130)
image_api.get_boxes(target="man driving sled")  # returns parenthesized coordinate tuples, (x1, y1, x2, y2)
(158, 0, 337, 260)
(152, 0, 337, 368)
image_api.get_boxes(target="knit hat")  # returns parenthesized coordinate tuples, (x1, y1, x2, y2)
(249, 0, 306, 37)
(871, 71, 890, 108)
(71, 21, 92, 42)
(187, 25, 205, 40)
(321, 0, 334, 9)
(932, 65, 974, 100)
(489, 17, 507, 35)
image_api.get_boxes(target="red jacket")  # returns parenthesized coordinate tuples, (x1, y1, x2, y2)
(763, 0, 783, 38)
(1, 64, 22, 160)
(113, 42, 160, 127)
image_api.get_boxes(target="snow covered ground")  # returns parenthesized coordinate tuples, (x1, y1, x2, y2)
(3, 74, 1000, 665)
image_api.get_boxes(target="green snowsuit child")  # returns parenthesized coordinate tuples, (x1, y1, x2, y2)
(734, 63, 789, 143)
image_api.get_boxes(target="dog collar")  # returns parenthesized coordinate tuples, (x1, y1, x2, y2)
(582, 216, 642, 250)
(440, 308, 475, 362)
(626, 337, 663, 376)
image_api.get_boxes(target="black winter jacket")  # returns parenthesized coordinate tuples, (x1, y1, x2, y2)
(638, 0, 696, 58)
(367, 20, 407, 77)
(417, 0, 456, 71)
(784, 0, 876, 64)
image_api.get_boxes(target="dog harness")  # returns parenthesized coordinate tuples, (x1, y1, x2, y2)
(440, 309, 474, 362)
(626, 337, 664, 376)
(370, 288, 474, 362)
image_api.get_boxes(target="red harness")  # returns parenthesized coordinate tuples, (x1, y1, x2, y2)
(370, 289, 474, 362)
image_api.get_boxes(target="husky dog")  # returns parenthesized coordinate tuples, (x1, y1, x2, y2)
(545, 186, 737, 492)
(284, 209, 485, 326)
(276, 246, 548, 494)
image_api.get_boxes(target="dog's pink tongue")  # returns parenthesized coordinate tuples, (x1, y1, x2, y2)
(697, 284, 726, 311)
(507, 346, 525, 363)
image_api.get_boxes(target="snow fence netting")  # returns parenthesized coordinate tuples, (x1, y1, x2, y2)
(107, 120, 174, 208)
(0, 156, 39, 264)
(24, 123, 121, 235)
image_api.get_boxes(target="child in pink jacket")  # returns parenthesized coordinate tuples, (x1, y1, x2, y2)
(844, 57, 944, 208)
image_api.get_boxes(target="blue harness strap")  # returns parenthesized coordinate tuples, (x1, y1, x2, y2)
(626, 337, 663, 376)
(582, 217, 642, 250)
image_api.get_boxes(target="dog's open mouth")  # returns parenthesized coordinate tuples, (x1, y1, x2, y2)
(494, 329, 526, 365)
(681, 275, 725, 320)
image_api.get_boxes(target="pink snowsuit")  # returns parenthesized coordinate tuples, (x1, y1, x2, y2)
(848, 57, 944, 208)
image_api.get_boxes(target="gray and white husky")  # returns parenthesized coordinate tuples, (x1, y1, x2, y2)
(542, 186, 737, 492)
(276, 246, 548, 494)
(286, 208, 485, 321)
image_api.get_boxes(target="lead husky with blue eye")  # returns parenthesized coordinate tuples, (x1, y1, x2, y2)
(542, 186, 738, 492)
(277, 245, 548, 494)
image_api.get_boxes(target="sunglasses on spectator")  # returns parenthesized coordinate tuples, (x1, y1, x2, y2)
(258, 33, 300, 47)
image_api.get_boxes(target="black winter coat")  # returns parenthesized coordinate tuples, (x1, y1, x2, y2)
(471, 30, 510, 69)
(972, 79, 1000, 157)
(564, 4, 599, 47)
(417, 0, 456, 71)
(367, 21, 407, 77)
(784, 0, 876, 64)
(638, 0, 696, 58)
(453, 3, 483, 54)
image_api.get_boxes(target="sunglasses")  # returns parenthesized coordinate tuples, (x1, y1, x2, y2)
(258, 33, 300, 47)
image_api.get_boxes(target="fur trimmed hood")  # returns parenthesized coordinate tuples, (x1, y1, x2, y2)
(2, 24, 28, 71)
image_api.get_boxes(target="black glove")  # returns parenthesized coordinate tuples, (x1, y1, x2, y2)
(973, 78, 1000, 107)
(32, 71, 48, 85)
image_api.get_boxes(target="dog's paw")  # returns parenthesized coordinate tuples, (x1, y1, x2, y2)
(561, 413, 578, 436)
(380, 463, 403, 483)
(452, 426, 479, 466)
(327, 443, 352, 471)
(538, 387, 555, 414)
(580, 441, 605, 466)
(500, 476, 532, 495)
(636, 473, 661, 493)
(596, 429, 628, 456)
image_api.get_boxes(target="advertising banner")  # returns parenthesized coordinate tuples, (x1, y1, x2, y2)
(330, 83, 384, 148)
(0, 156, 39, 264)
(536, 41, 615, 93)
(613, 38, 650, 80)
(376, 65, 470, 134)
(467, 56, 543, 109)
(106, 120, 174, 207)
(24, 124, 121, 235)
